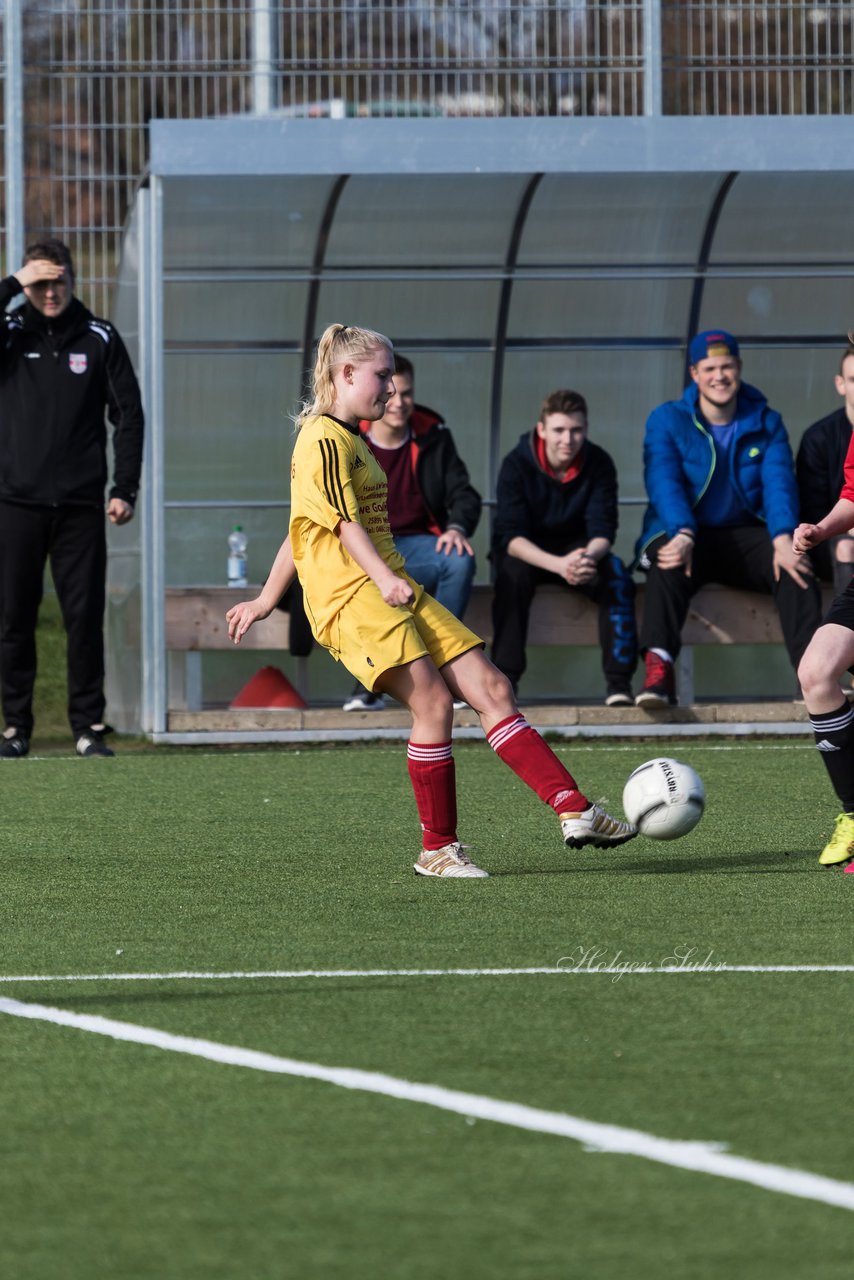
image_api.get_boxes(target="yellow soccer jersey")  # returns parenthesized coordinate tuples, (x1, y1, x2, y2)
(289, 414, 406, 641)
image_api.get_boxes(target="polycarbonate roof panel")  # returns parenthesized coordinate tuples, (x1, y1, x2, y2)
(699, 276, 854, 339)
(508, 278, 693, 340)
(709, 172, 854, 265)
(324, 174, 530, 267)
(163, 281, 309, 344)
(314, 279, 501, 342)
(162, 176, 335, 269)
(518, 173, 724, 266)
(710, 347, 840, 451)
(164, 352, 301, 502)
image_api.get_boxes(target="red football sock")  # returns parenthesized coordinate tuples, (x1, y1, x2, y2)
(487, 715, 588, 813)
(407, 741, 458, 850)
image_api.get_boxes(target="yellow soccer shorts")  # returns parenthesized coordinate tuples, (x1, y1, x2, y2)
(326, 574, 483, 691)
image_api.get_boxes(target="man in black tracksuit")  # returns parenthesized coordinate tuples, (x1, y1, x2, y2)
(0, 238, 144, 758)
(491, 388, 637, 705)
(796, 342, 854, 594)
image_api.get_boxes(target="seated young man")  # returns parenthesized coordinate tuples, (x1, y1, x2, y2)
(490, 388, 637, 706)
(635, 329, 821, 707)
(796, 340, 854, 596)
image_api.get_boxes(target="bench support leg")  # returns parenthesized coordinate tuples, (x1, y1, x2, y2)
(675, 647, 695, 706)
(168, 651, 203, 712)
(293, 655, 310, 702)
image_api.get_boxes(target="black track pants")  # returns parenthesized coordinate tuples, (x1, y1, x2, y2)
(491, 551, 638, 689)
(639, 524, 822, 670)
(0, 500, 107, 736)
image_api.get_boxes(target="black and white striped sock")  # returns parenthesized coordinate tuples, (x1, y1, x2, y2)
(809, 701, 854, 813)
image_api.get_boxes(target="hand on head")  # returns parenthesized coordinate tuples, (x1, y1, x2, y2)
(15, 259, 67, 289)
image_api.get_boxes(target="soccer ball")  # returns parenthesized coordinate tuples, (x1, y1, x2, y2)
(622, 757, 705, 840)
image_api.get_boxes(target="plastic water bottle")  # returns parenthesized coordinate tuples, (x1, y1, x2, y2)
(227, 525, 248, 587)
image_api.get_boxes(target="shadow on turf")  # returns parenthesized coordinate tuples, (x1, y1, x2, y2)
(490, 848, 817, 876)
(20, 982, 407, 1010)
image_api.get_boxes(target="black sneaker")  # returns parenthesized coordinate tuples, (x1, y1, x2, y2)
(76, 724, 115, 757)
(0, 729, 29, 758)
(604, 685, 633, 707)
(342, 687, 386, 712)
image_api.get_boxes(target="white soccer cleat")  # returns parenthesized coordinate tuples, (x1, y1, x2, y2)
(560, 803, 637, 849)
(414, 842, 489, 878)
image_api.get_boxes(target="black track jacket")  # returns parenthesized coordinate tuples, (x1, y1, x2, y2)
(796, 406, 853, 525)
(0, 275, 144, 507)
(796, 405, 854, 579)
(492, 430, 619, 559)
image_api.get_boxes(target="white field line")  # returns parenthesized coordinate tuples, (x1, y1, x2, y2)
(1, 994, 852, 1213)
(14, 742, 815, 762)
(0, 964, 853, 985)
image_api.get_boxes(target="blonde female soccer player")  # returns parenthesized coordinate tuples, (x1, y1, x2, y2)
(227, 324, 635, 877)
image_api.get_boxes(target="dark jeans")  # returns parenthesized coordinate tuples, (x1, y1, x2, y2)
(491, 550, 638, 689)
(639, 524, 822, 670)
(0, 500, 107, 736)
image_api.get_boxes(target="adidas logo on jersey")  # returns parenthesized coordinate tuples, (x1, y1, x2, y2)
(353, 456, 366, 469)
(816, 739, 841, 752)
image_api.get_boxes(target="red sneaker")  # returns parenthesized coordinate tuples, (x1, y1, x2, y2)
(635, 652, 676, 707)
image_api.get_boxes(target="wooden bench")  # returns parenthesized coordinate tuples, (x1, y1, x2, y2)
(164, 582, 832, 709)
(165, 587, 296, 711)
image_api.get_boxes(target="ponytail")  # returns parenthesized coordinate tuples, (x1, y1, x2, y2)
(296, 323, 392, 428)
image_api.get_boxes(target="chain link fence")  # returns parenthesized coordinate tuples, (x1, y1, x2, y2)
(1, 1, 852, 311)
(667, 2, 854, 115)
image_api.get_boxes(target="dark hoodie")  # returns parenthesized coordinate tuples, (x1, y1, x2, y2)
(0, 275, 144, 507)
(491, 429, 619, 559)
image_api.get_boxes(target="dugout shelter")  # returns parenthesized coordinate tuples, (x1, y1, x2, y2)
(109, 115, 854, 737)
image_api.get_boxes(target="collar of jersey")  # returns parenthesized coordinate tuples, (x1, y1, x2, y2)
(327, 413, 360, 435)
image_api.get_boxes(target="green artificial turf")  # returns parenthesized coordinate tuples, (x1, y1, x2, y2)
(0, 740, 851, 1279)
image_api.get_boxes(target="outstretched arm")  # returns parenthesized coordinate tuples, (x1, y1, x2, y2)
(793, 498, 854, 555)
(227, 534, 297, 643)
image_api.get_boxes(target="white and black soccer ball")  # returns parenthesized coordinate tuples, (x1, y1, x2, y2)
(622, 757, 705, 840)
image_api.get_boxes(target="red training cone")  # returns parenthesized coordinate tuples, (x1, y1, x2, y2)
(229, 665, 307, 709)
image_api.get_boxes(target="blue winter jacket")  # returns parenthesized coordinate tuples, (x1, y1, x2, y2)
(634, 380, 800, 564)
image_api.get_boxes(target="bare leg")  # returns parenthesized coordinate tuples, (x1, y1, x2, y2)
(375, 655, 453, 739)
(439, 646, 516, 734)
(798, 624, 854, 715)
